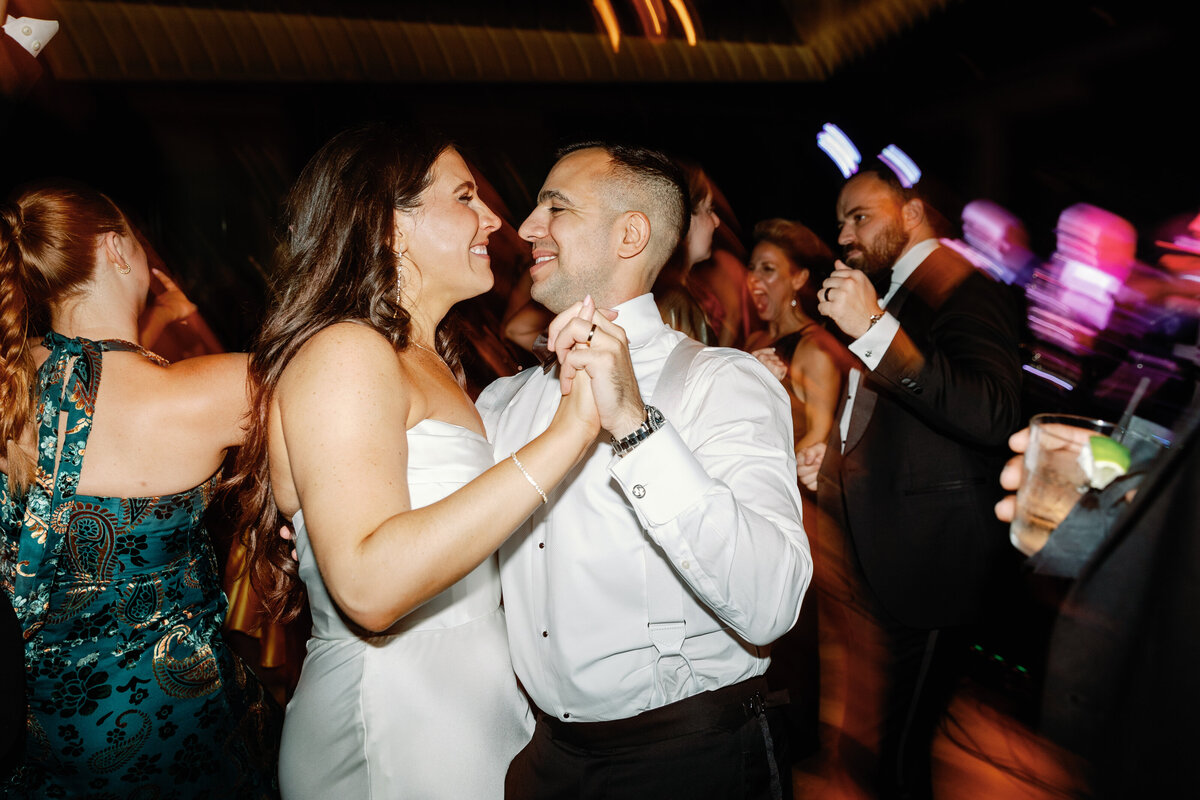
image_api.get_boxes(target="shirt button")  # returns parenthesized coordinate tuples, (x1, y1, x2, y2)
(31, 40, 41, 52)
(681, 560, 690, 570)
(632, 484, 646, 499)
(21, 25, 32, 36)
(538, 542, 545, 549)
(542, 630, 548, 638)
(563, 712, 570, 719)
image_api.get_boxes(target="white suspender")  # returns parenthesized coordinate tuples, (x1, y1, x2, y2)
(644, 337, 705, 705)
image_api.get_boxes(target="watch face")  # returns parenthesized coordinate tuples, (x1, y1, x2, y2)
(646, 406, 665, 428)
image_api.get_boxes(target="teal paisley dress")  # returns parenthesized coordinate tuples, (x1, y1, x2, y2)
(0, 332, 280, 798)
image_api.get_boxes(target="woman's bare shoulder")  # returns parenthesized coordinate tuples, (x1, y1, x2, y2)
(281, 322, 397, 384)
(278, 322, 408, 420)
(793, 326, 849, 374)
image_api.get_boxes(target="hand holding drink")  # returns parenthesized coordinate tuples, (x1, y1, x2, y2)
(1003, 414, 1132, 556)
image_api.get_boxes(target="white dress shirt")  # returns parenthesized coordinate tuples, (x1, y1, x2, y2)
(477, 293, 811, 723)
(838, 238, 940, 448)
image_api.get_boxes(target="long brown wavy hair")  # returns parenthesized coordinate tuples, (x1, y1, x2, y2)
(227, 124, 459, 623)
(0, 182, 128, 493)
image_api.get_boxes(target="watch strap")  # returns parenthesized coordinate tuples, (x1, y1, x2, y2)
(611, 405, 665, 456)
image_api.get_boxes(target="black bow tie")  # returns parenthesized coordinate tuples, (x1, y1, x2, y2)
(531, 333, 557, 374)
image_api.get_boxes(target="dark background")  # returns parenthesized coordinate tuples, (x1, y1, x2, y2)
(1, 0, 1195, 350)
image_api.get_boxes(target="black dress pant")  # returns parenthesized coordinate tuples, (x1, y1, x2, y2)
(505, 681, 791, 800)
(873, 618, 966, 800)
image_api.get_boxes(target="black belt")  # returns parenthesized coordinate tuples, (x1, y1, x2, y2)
(536, 676, 781, 750)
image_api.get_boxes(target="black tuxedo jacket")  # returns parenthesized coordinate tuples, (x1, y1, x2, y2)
(817, 246, 1024, 629)
(1040, 410, 1200, 796)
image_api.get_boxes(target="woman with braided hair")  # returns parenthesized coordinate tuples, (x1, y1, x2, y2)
(0, 183, 280, 797)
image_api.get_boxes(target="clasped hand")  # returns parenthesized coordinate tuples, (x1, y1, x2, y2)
(751, 348, 788, 382)
(547, 296, 646, 440)
(817, 262, 885, 340)
(796, 442, 825, 492)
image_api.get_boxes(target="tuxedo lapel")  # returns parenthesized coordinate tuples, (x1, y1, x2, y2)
(882, 279, 913, 319)
(843, 377, 876, 454)
(843, 279, 914, 454)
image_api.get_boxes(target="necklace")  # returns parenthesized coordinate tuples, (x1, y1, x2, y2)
(409, 340, 440, 358)
(408, 340, 454, 373)
(108, 338, 171, 367)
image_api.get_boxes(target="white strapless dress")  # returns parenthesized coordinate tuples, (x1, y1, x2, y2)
(278, 419, 533, 799)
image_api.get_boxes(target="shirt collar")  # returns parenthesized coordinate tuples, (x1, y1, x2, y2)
(611, 293, 669, 349)
(882, 238, 940, 307)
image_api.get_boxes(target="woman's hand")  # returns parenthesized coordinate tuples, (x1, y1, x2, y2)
(548, 296, 643, 439)
(797, 442, 826, 492)
(150, 268, 198, 323)
(751, 347, 788, 381)
(555, 363, 601, 444)
(139, 268, 198, 347)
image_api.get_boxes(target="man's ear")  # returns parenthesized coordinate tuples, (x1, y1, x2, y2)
(615, 211, 652, 259)
(901, 197, 925, 232)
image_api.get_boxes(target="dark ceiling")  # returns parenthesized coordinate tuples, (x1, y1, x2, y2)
(38, 0, 941, 82)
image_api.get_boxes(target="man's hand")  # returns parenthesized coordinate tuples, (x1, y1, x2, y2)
(994, 427, 1030, 523)
(797, 442, 826, 492)
(817, 261, 885, 340)
(996, 423, 1122, 526)
(548, 296, 644, 439)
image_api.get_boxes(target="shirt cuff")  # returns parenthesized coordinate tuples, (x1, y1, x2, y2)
(609, 423, 713, 527)
(848, 312, 900, 371)
(3, 15, 59, 58)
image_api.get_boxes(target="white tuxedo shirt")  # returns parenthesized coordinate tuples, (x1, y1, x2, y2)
(477, 293, 810, 723)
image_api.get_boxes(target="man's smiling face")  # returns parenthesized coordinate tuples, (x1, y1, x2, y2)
(518, 148, 622, 314)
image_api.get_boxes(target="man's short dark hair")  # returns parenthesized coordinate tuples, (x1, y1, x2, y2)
(557, 141, 691, 264)
(854, 160, 954, 238)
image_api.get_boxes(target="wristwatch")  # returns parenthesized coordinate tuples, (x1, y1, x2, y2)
(610, 405, 666, 457)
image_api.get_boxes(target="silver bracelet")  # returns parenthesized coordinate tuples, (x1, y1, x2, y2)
(510, 452, 548, 504)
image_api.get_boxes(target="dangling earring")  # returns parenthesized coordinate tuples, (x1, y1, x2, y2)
(117, 259, 131, 275)
(395, 252, 406, 310)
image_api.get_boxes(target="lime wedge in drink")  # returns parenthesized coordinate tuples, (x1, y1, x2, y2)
(1077, 435, 1132, 490)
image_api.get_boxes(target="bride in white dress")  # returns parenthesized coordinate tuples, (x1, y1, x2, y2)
(228, 125, 601, 798)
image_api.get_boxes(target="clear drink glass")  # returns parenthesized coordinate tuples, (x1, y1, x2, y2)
(1009, 414, 1117, 556)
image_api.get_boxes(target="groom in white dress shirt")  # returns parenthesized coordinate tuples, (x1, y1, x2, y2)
(476, 142, 811, 800)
